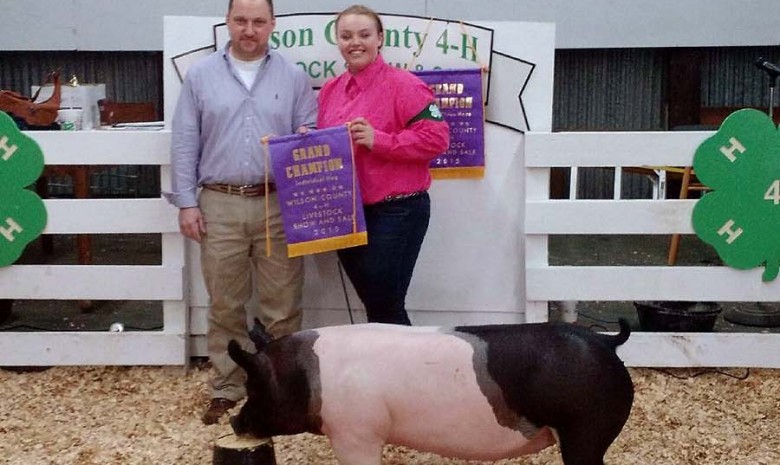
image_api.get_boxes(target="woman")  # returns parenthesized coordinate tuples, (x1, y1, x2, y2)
(317, 5, 450, 325)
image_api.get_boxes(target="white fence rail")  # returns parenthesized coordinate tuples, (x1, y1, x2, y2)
(525, 131, 780, 368)
(0, 131, 186, 366)
(5, 130, 779, 368)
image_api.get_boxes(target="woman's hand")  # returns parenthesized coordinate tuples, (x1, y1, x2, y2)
(349, 117, 375, 150)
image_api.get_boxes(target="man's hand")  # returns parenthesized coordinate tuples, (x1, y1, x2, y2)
(179, 207, 206, 243)
(349, 117, 375, 150)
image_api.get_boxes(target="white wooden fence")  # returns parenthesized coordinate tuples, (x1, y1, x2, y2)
(3, 130, 780, 368)
(525, 131, 780, 368)
(0, 130, 187, 366)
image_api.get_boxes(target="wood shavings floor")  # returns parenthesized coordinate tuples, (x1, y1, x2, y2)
(1, 365, 778, 465)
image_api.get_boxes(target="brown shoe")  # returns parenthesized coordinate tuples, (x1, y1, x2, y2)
(201, 398, 237, 425)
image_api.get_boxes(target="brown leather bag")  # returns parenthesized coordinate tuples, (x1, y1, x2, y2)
(0, 72, 61, 126)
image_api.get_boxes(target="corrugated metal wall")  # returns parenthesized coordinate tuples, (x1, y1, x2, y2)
(553, 48, 665, 198)
(552, 45, 780, 199)
(554, 48, 666, 132)
(552, 47, 780, 131)
(2, 46, 778, 198)
(0, 51, 163, 197)
(702, 46, 780, 109)
(0, 51, 162, 111)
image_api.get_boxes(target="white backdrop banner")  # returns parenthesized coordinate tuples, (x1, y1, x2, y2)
(165, 14, 554, 132)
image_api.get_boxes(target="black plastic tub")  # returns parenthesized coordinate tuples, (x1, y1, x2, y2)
(633, 301, 722, 332)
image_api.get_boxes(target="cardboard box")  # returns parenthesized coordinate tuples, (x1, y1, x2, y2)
(32, 83, 106, 130)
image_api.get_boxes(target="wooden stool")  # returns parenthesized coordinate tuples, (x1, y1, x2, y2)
(667, 166, 710, 265)
(213, 434, 275, 465)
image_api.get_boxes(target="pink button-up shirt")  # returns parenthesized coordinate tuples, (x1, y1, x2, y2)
(317, 55, 450, 205)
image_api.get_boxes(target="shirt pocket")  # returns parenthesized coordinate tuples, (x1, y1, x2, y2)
(262, 90, 293, 132)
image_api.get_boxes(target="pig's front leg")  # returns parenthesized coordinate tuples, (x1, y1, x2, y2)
(328, 433, 384, 465)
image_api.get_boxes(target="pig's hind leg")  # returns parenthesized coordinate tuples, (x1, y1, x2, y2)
(555, 377, 633, 465)
(556, 420, 624, 465)
(328, 434, 384, 465)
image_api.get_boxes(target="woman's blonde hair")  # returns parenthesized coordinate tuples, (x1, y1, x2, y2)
(335, 4, 384, 35)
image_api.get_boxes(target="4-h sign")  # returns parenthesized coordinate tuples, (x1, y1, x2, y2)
(0, 111, 47, 267)
(692, 108, 780, 282)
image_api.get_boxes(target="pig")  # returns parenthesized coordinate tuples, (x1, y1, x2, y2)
(227, 319, 634, 465)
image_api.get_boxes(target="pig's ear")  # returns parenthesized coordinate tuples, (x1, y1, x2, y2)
(249, 317, 274, 351)
(228, 339, 270, 379)
(228, 339, 254, 371)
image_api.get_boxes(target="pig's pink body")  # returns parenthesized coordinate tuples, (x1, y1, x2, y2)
(315, 324, 555, 463)
(228, 319, 634, 465)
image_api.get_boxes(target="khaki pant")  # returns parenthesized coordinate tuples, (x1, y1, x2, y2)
(199, 188, 303, 401)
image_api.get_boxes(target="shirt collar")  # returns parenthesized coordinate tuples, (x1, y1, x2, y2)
(347, 53, 385, 91)
(221, 41, 272, 65)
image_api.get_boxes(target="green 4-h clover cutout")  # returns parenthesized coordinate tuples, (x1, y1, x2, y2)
(0, 111, 47, 267)
(692, 108, 780, 282)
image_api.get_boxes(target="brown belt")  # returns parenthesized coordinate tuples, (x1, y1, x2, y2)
(202, 183, 276, 197)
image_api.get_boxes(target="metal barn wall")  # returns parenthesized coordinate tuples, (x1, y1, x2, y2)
(3, 46, 779, 198)
(553, 48, 665, 199)
(0, 51, 162, 197)
(550, 45, 780, 199)
(0, 51, 162, 112)
(551, 46, 780, 131)
(553, 48, 666, 132)
(702, 46, 780, 110)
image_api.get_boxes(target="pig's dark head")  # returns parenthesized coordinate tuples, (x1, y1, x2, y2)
(227, 325, 323, 439)
(227, 338, 275, 438)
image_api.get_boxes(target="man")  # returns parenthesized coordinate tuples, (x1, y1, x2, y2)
(169, 0, 317, 425)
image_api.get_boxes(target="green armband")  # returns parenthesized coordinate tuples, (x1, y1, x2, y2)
(407, 102, 444, 125)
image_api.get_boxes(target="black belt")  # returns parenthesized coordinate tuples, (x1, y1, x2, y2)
(374, 190, 427, 204)
(203, 183, 276, 197)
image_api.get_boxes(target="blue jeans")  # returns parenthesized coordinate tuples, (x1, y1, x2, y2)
(337, 192, 431, 325)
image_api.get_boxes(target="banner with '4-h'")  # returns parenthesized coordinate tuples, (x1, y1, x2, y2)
(0, 111, 48, 266)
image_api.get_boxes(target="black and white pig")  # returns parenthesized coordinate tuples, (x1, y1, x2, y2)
(227, 319, 634, 465)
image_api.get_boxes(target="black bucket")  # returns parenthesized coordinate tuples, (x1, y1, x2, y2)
(633, 301, 722, 332)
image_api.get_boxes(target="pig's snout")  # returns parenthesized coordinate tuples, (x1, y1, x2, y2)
(229, 414, 245, 436)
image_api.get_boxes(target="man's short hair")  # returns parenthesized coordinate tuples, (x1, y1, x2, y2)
(228, 0, 275, 17)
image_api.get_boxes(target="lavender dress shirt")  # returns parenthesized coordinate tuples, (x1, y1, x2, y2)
(169, 45, 317, 208)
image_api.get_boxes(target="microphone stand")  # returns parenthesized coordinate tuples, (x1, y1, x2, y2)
(755, 57, 780, 121)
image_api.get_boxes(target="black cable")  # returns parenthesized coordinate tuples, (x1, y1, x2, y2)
(110, 324, 164, 331)
(0, 323, 163, 331)
(336, 260, 355, 324)
(586, 323, 609, 332)
(577, 312, 752, 381)
(577, 311, 622, 326)
(650, 367, 751, 381)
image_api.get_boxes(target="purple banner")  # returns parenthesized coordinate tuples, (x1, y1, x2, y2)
(414, 68, 485, 179)
(265, 126, 367, 257)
